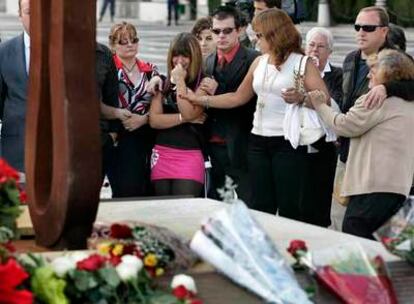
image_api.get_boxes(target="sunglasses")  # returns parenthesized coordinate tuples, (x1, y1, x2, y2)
(211, 27, 235, 35)
(118, 37, 139, 45)
(354, 24, 385, 32)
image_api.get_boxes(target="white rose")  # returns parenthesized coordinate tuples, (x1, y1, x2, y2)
(115, 255, 143, 282)
(51, 256, 75, 277)
(121, 255, 143, 271)
(171, 274, 197, 294)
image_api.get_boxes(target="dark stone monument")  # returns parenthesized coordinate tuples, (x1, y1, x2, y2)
(25, 0, 102, 249)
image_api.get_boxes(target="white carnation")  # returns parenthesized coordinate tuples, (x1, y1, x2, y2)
(171, 274, 197, 293)
(51, 256, 75, 277)
(121, 255, 143, 270)
(116, 255, 143, 282)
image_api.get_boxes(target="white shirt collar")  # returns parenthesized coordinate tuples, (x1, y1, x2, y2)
(320, 60, 331, 78)
(24, 31, 30, 48)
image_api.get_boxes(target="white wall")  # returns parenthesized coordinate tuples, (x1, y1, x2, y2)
(6, 0, 18, 15)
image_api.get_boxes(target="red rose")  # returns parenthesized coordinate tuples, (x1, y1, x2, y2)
(108, 255, 122, 266)
(76, 254, 106, 271)
(19, 191, 27, 204)
(189, 299, 203, 304)
(0, 259, 33, 304)
(287, 240, 308, 257)
(3, 241, 16, 253)
(172, 285, 189, 300)
(110, 224, 133, 239)
(0, 159, 20, 184)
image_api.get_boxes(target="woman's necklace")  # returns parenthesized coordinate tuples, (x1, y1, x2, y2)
(123, 61, 136, 76)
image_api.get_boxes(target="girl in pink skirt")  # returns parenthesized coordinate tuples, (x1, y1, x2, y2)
(149, 33, 209, 196)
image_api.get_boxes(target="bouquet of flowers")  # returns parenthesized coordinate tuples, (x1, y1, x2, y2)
(0, 233, 202, 304)
(190, 178, 311, 304)
(0, 158, 26, 239)
(88, 221, 198, 277)
(375, 197, 414, 265)
(287, 241, 397, 304)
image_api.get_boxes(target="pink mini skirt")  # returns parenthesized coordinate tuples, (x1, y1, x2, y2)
(151, 145, 204, 184)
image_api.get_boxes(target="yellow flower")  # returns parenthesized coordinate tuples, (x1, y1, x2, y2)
(155, 267, 164, 277)
(97, 242, 111, 255)
(112, 244, 124, 256)
(144, 254, 158, 267)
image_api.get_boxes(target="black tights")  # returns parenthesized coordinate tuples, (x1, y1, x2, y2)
(153, 179, 203, 197)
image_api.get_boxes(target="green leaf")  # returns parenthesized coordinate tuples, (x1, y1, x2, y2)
(147, 292, 179, 304)
(72, 270, 99, 291)
(98, 267, 121, 288)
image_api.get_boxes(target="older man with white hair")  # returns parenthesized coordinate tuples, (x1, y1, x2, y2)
(305, 27, 343, 107)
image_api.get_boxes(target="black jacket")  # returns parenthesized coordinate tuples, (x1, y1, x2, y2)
(204, 46, 259, 168)
(323, 63, 343, 108)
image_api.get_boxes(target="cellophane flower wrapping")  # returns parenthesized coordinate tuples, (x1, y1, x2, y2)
(190, 199, 311, 304)
(311, 243, 397, 304)
(375, 196, 414, 265)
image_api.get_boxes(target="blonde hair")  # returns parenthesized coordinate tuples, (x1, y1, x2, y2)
(108, 22, 139, 53)
(368, 49, 414, 84)
(167, 33, 202, 86)
(252, 8, 303, 67)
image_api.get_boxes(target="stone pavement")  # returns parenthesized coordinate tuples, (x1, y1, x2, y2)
(1, 12, 413, 73)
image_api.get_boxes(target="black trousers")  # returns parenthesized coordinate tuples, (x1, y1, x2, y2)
(208, 142, 252, 203)
(100, 0, 115, 19)
(343, 192, 405, 240)
(167, 0, 179, 25)
(107, 128, 153, 198)
(247, 134, 336, 227)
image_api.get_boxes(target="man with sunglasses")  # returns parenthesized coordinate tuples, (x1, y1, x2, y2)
(333, 6, 414, 231)
(341, 6, 414, 164)
(202, 5, 259, 202)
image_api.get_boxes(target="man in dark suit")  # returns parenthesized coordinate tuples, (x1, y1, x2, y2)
(204, 6, 259, 202)
(0, 0, 30, 173)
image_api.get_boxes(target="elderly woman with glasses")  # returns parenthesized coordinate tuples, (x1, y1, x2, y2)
(309, 49, 414, 239)
(107, 22, 161, 198)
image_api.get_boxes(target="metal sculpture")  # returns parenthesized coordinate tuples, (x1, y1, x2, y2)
(25, 0, 102, 249)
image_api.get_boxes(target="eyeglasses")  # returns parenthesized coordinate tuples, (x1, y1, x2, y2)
(211, 27, 235, 35)
(354, 24, 385, 32)
(118, 37, 139, 45)
(307, 43, 327, 50)
(255, 33, 263, 40)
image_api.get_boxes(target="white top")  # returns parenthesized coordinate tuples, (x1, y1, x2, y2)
(251, 53, 303, 136)
(24, 31, 30, 74)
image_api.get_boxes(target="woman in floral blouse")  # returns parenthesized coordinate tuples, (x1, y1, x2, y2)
(108, 22, 160, 197)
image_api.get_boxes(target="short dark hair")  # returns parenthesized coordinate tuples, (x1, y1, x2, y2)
(211, 5, 242, 29)
(191, 17, 212, 37)
(254, 0, 281, 9)
(387, 24, 406, 52)
(359, 6, 389, 26)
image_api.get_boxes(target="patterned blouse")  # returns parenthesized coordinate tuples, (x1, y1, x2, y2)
(113, 54, 159, 115)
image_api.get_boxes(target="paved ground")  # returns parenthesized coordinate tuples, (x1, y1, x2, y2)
(1, 13, 413, 73)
